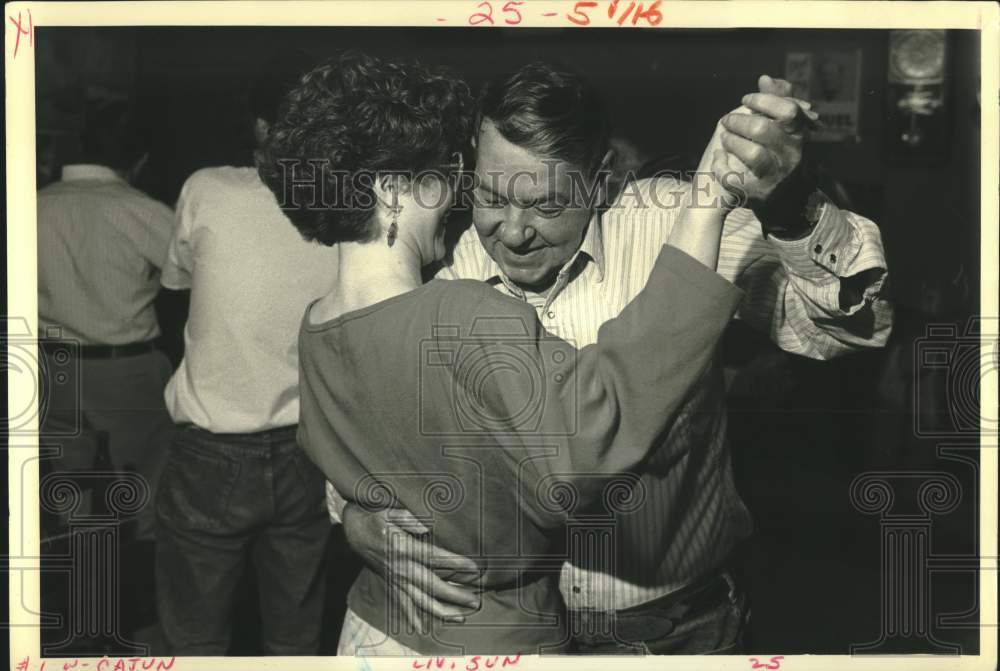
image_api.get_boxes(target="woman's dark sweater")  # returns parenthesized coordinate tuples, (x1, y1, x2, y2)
(298, 245, 743, 655)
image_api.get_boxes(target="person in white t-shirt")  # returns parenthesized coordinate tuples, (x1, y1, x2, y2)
(154, 52, 338, 655)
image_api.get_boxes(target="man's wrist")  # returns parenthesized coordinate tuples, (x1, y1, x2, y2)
(751, 169, 821, 240)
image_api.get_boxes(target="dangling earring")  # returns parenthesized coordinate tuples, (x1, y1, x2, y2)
(387, 203, 401, 247)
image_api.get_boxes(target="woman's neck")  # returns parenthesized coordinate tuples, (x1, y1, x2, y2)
(312, 236, 424, 323)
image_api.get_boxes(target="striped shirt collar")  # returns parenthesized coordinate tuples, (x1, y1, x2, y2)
(61, 164, 125, 183)
(482, 209, 607, 295)
(577, 211, 606, 282)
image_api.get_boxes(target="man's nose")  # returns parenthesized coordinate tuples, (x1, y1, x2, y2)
(497, 205, 536, 248)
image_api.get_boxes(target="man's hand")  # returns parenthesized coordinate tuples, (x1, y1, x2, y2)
(342, 503, 482, 630)
(697, 103, 753, 208)
(717, 75, 819, 206)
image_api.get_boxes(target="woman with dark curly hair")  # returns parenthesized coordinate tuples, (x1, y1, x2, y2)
(259, 51, 746, 655)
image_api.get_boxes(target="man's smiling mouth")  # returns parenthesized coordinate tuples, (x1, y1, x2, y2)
(498, 245, 547, 266)
(504, 245, 545, 257)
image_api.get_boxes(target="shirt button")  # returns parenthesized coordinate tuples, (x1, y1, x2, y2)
(572, 586, 581, 593)
(829, 253, 837, 264)
(547, 311, 555, 319)
(814, 244, 823, 254)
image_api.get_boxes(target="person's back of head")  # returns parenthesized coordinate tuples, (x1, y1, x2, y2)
(257, 50, 473, 246)
(476, 61, 612, 178)
(80, 100, 149, 180)
(249, 48, 316, 148)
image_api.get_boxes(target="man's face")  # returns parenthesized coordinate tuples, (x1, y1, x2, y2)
(471, 119, 595, 292)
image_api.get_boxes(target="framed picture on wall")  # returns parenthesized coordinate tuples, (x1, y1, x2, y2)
(785, 49, 863, 142)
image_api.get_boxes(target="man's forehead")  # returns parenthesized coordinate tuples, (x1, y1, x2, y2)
(475, 120, 574, 195)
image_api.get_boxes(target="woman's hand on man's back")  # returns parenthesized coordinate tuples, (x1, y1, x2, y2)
(342, 503, 484, 629)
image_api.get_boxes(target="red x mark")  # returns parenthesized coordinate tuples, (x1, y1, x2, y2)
(8, 9, 34, 60)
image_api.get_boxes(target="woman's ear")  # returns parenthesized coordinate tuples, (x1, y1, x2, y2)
(373, 173, 413, 206)
(371, 173, 397, 210)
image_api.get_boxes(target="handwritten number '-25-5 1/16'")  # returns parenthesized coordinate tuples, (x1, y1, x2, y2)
(469, 1, 524, 25)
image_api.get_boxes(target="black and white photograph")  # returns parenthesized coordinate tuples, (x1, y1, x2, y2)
(5, 2, 997, 669)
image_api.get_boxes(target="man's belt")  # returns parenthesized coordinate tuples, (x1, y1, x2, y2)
(574, 571, 737, 643)
(619, 572, 734, 621)
(43, 340, 157, 359)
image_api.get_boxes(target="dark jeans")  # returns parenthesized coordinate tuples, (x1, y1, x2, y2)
(155, 424, 329, 655)
(571, 572, 749, 654)
(40, 348, 175, 540)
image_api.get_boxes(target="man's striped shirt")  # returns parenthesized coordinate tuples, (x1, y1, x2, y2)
(437, 176, 892, 610)
(38, 164, 175, 345)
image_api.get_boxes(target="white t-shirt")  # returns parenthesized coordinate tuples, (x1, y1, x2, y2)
(161, 166, 338, 433)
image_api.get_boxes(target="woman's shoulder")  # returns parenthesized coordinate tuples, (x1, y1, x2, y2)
(427, 279, 534, 316)
(303, 280, 530, 334)
(420, 280, 541, 343)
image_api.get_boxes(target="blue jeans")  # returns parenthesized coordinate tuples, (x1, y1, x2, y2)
(155, 424, 329, 655)
(571, 572, 749, 654)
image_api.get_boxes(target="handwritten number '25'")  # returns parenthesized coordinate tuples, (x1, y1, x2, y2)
(749, 656, 784, 670)
(469, 1, 524, 26)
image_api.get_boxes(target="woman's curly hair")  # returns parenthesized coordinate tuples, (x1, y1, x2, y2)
(258, 51, 473, 245)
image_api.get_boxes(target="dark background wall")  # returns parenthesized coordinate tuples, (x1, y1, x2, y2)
(34, 27, 985, 655)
